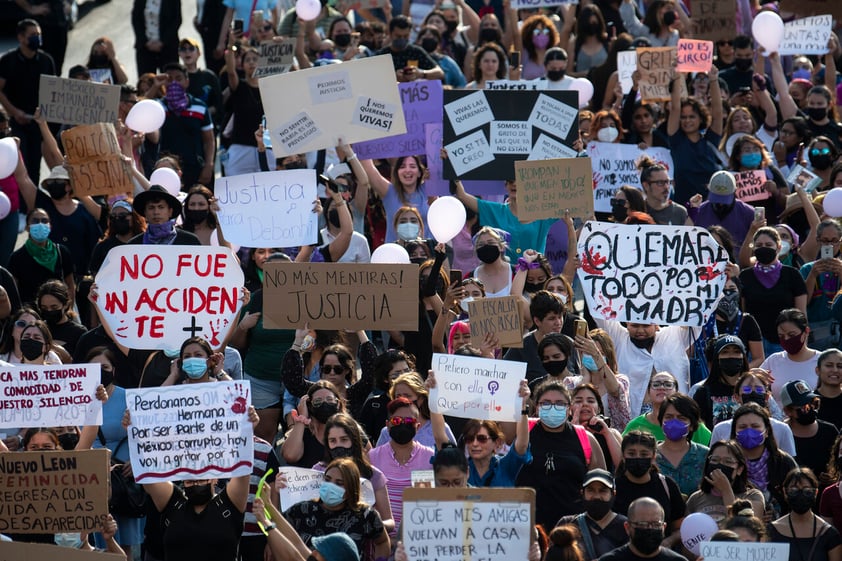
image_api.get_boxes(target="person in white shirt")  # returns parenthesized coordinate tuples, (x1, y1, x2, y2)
(760, 309, 820, 398)
(320, 198, 371, 263)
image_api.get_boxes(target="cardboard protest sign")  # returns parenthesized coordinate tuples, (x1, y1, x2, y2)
(254, 39, 295, 77)
(0, 363, 102, 428)
(39, 75, 120, 126)
(126, 381, 254, 483)
(430, 353, 526, 421)
(778, 15, 832, 55)
(61, 123, 133, 197)
(262, 263, 419, 330)
(94, 246, 244, 350)
(442, 90, 579, 180)
(676, 40, 713, 73)
(260, 56, 406, 156)
(780, 0, 842, 19)
(587, 142, 674, 213)
(699, 542, 789, 561)
(403, 487, 534, 561)
(0, 449, 109, 534)
(515, 157, 594, 222)
(690, 0, 737, 42)
(278, 467, 374, 510)
(355, 81, 443, 160)
(636, 48, 676, 102)
(214, 169, 318, 247)
(735, 170, 770, 202)
(0, 542, 125, 561)
(618, 51, 637, 94)
(577, 222, 729, 326)
(467, 296, 523, 348)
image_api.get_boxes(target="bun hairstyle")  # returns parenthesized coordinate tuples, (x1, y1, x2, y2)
(544, 525, 586, 561)
(636, 155, 668, 184)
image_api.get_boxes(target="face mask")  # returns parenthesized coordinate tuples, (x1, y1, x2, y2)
(740, 153, 762, 168)
(792, 68, 812, 81)
(630, 336, 655, 350)
(716, 289, 740, 322)
(311, 402, 339, 424)
(662, 10, 676, 25)
(538, 405, 568, 428)
(597, 127, 619, 142)
(742, 392, 768, 408)
(46, 182, 68, 199)
(705, 462, 735, 481)
(101, 368, 114, 388)
(460, 296, 474, 312)
(111, 215, 131, 236)
(165, 81, 189, 112)
(319, 481, 346, 506)
(57, 432, 80, 451)
(583, 497, 613, 520)
(809, 152, 833, 170)
(89, 54, 109, 67)
(40, 308, 63, 325)
(55, 533, 83, 549)
(624, 457, 652, 478)
(476, 245, 501, 264)
(531, 32, 550, 50)
(631, 527, 664, 555)
(718, 357, 744, 377)
(421, 37, 438, 53)
(163, 348, 180, 358)
(333, 33, 351, 47)
(318, 50, 334, 59)
(329, 446, 354, 459)
(736, 427, 765, 449)
(584, 21, 602, 34)
(284, 160, 307, 170)
(479, 28, 501, 43)
(611, 204, 628, 223)
(20, 338, 44, 361)
(184, 483, 213, 505)
(397, 222, 420, 240)
(734, 58, 753, 72)
(185, 209, 209, 224)
(795, 408, 817, 425)
(779, 240, 791, 257)
(581, 354, 599, 371)
(391, 38, 409, 50)
(182, 357, 208, 379)
(546, 69, 566, 81)
(445, 20, 458, 34)
(389, 422, 416, 444)
(753, 246, 777, 265)
(543, 359, 568, 376)
(26, 34, 42, 51)
(662, 419, 690, 441)
(780, 332, 805, 355)
(806, 107, 828, 122)
(29, 222, 51, 242)
(410, 256, 427, 266)
(787, 489, 815, 514)
(524, 281, 544, 293)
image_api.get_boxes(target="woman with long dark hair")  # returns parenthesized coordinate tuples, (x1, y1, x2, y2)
(361, 155, 429, 243)
(686, 440, 765, 522)
(180, 185, 231, 248)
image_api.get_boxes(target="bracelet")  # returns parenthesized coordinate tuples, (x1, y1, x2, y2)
(521, 408, 529, 416)
(347, 153, 358, 162)
(333, 200, 347, 207)
(264, 522, 277, 532)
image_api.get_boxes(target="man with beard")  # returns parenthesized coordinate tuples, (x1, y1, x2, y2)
(598, 498, 687, 561)
(688, 171, 754, 248)
(558, 470, 629, 560)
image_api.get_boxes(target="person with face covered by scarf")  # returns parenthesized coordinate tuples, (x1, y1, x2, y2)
(780, 380, 839, 482)
(129, 185, 201, 246)
(688, 171, 755, 248)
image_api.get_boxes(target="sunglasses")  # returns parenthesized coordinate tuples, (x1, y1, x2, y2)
(811, 147, 831, 156)
(179, 45, 197, 52)
(320, 365, 346, 375)
(460, 277, 485, 288)
(532, 28, 550, 35)
(14, 320, 31, 328)
(741, 385, 765, 395)
(388, 416, 417, 426)
(609, 198, 626, 207)
(464, 434, 491, 444)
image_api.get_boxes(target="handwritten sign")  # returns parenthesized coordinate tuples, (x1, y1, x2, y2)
(39, 75, 120, 126)
(0, 363, 102, 428)
(214, 169, 318, 247)
(261, 56, 406, 156)
(0, 449, 109, 533)
(94, 246, 244, 350)
(262, 263, 418, 330)
(778, 15, 833, 55)
(618, 51, 637, 94)
(0, 542, 125, 561)
(278, 467, 375, 510)
(587, 142, 674, 213)
(690, 0, 737, 42)
(637, 48, 676, 102)
(467, 296, 523, 348)
(486, 80, 544, 90)
(676, 40, 713, 72)
(780, 0, 842, 19)
(126, 381, 254, 483)
(254, 39, 295, 77)
(515, 157, 594, 222)
(61, 123, 133, 197)
(735, 170, 770, 202)
(577, 222, 729, 326)
(700, 541, 789, 561)
(430, 353, 525, 421)
(511, 0, 577, 7)
(403, 487, 534, 561)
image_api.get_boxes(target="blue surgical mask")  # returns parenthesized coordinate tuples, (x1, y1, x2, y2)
(55, 533, 83, 549)
(26, 34, 42, 51)
(740, 153, 762, 169)
(539, 405, 568, 428)
(29, 223, 50, 242)
(581, 354, 598, 371)
(319, 481, 346, 506)
(792, 68, 812, 81)
(182, 357, 208, 379)
(163, 348, 180, 358)
(397, 222, 420, 241)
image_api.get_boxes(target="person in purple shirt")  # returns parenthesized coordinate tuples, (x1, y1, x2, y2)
(688, 170, 755, 248)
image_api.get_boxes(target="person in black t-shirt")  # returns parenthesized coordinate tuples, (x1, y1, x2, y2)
(780, 380, 840, 482)
(598, 498, 688, 561)
(558, 469, 629, 561)
(816, 349, 842, 431)
(693, 334, 751, 429)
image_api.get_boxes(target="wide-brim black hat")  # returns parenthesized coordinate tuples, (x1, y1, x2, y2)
(133, 185, 182, 217)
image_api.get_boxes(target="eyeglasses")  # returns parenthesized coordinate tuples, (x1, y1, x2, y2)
(178, 45, 196, 52)
(29, 218, 49, 224)
(811, 147, 831, 156)
(709, 456, 739, 467)
(648, 179, 674, 187)
(819, 238, 840, 244)
(389, 416, 417, 426)
(630, 521, 665, 530)
(717, 40, 734, 46)
(464, 434, 491, 444)
(320, 365, 346, 375)
(533, 28, 550, 35)
(609, 198, 627, 207)
(537, 401, 569, 410)
(311, 396, 338, 406)
(650, 380, 676, 389)
(741, 385, 765, 395)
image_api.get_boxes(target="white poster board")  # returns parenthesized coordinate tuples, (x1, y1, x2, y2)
(0, 364, 102, 428)
(587, 142, 674, 213)
(617, 51, 637, 95)
(778, 15, 832, 55)
(700, 542, 789, 561)
(278, 467, 375, 511)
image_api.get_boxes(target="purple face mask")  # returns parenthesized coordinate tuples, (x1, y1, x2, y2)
(533, 33, 550, 50)
(736, 427, 765, 449)
(662, 418, 689, 441)
(166, 81, 189, 112)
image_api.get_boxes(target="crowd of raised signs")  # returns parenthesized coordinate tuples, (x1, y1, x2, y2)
(3, 1, 842, 561)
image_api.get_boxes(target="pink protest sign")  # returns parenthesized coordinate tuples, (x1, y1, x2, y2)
(735, 170, 771, 202)
(676, 39, 714, 73)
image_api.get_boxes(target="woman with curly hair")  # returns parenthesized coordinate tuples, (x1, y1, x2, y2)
(589, 109, 624, 144)
(520, 14, 559, 80)
(467, 42, 507, 89)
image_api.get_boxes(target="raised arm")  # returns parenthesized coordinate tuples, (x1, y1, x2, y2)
(223, 405, 261, 512)
(254, 496, 309, 561)
(667, 71, 684, 136)
(795, 185, 821, 262)
(323, 186, 353, 262)
(337, 139, 370, 217)
(514, 379, 530, 455)
(768, 51, 798, 120)
(708, 65, 723, 136)
(359, 157, 391, 199)
(34, 109, 64, 168)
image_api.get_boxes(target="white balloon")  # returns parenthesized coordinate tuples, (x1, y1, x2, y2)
(0, 137, 18, 179)
(680, 513, 718, 556)
(126, 99, 166, 134)
(823, 188, 842, 218)
(296, 0, 322, 21)
(0, 192, 10, 220)
(371, 243, 410, 264)
(427, 196, 467, 243)
(570, 78, 594, 108)
(751, 11, 784, 54)
(149, 167, 182, 196)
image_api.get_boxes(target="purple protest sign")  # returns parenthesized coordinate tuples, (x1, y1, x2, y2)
(355, 81, 443, 160)
(544, 219, 570, 275)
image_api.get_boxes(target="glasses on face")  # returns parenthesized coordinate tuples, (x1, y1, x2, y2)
(650, 380, 676, 389)
(464, 434, 491, 444)
(389, 367, 413, 380)
(533, 28, 550, 35)
(311, 396, 338, 406)
(811, 147, 831, 156)
(648, 179, 674, 187)
(178, 45, 196, 52)
(609, 198, 627, 207)
(717, 40, 734, 47)
(320, 365, 346, 375)
(389, 416, 417, 426)
(741, 385, 765, 395)
(630, 521, 665, 530)
(820, 238, 841, 244)
(29, 218, 49, 224)
(709, 456, 739, 467)
(537, 401, 569, 410)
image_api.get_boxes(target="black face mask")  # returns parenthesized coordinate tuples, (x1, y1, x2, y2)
(445, 20, 458, 34)
(583, 498, 614, 520)
(584, 21, 602, 34)
(185, 209, 209, 224)
(410, 256, 428, 266)
(795, 408, 817, 425)
(421, 37, 438, 53)
(333, 33, 351, 47)
(310, 402, 339, 424)
(329, 445, 354, 459)
(476, 245, 501, 264)
(284, 160, 307, 170)
(662, 11, 676, 25)
(546, 69, 566, 81)
(624, 457, 652, 478)
(713, 202, 734, 218)
(719, 358, 744, 377)
(753, 246, 777, 265)
(786, 489, 815, 514)
(184, 483, 213, 505)
(742, 392, 768, 408)
(806, 107, 828, 122)
(479, 28, 501, 43)
(611, 205, 628, 223)
(46, 182, 68, 200)
(20, 338, 44, 361)
(101, 368, 115, 388)
(809, 153, 833, 170)
(734, 58, 753, 72)
(705, 462, 735, 481)
(40, 308, 63, 325)
(631, 527, 664, 555)
(716, 288, 740, 322)
(543, 359, 568, 376)
(58, 432, 79, 450)
(524, 281, 544, 293)
(111, 216, 131, 236)
(630, 336, 655, 350)
(389, 423, 416, 445)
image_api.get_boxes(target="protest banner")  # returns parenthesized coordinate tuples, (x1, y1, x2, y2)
(214, 169, 318, 247)
(676, 39, 714, 73)
(336, 0, 389, 11)
(618, 51, 637, 94)
(778, 15, 833, 55)
(39, 75, 120, 126)
(636, 47, 676, 102)
(699, 541, 789, 561)
(430, 353, 526, 421)
(0, 542, 125, 561)
(780, 0, 842, 19)
(511, 0, 576, 7)
(690, 0, 737, 42)
(0, 363, 102, 429)
(355, 81, 443, 159)
(61, 123, 133, 197)
(486, 80, 544, 90)
(787, 164, 823, 192)
(442, 90, 579, 180)
(587, 142, 674, 213)
(515, 157, 594, 222)
(735, 170, 770, 202)
(126, 381, 254, 483)
(278, 467, 374, 510)
(424, 122, 506, 196)
(467, 296, 523, 348)
(0, 449, 109, 534)
(262, 263, 419, 330)
(403, 487, 534, 561)
(576, 222, 729, 326)
(94, 246, 244, 350)
(254, 39, 296, 77)
(260, 56, 406, 156)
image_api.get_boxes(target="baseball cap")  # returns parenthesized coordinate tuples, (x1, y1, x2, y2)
(780, 380, 818, 409)
(713, 334, 745, 356)
(582, 468, 614, 489)
(707, 171, 736, 204)
(179, 37, 200, 49)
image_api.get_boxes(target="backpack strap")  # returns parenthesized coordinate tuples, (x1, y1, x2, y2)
(658, 473, 670, 497)
(573, 424, 592, 465)
(576, 513, 598, 561)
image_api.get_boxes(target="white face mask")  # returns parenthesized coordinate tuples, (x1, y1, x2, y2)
(778, 240, 791, 257)
(597, 127, 619, 142)
(460, 296, 475, 312)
